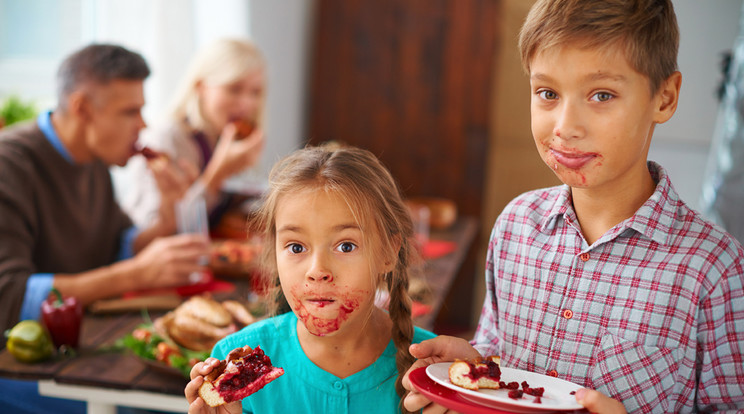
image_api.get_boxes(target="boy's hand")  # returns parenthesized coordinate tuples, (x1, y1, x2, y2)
(401, 335, 482, 412)
(574, 388, 627, 414)
(185, 358, 241, 414)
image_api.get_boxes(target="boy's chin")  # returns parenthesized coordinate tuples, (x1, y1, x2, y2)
(551, 170, 593, 189)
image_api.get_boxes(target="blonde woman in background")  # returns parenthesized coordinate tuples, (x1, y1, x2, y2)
(123, 37, 267, 228)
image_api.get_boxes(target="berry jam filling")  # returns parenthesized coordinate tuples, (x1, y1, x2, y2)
(499, 381, 520, 390)
(218, 347, 274, 394)
(508, 389, 524, 399)
(500, 379, 545, 402)
(521, 380, 544, 397)
(465, 359, 501, 381)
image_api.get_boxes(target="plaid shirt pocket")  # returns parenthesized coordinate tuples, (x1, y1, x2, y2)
(589, 330, 682, 413)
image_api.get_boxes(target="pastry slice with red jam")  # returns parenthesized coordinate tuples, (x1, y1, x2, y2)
(448, 355, 501, 390)
(199, 345, 284, 407)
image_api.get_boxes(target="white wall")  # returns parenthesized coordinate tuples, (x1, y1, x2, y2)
(651, 0, 742, 211)
(247, 0, 315, 171)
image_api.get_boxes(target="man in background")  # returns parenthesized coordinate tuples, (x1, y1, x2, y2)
(0, 43, 206, 413)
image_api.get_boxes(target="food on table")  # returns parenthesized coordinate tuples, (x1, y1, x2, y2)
(122, 324, 208, 378)
(120, 295, 258, 378)
(5, 320, 54, 363)
(233, 119, 255, 138)
(448, 355, 501, 390)
(405, 197, 458, 230)
(212, 240, 258, 265)
(41, 287, 83, 349)
(222, 300, 257, 326)
(199, 345, 284, 407)
(154, 295, 255, 352)
(209, 239, 261, 276)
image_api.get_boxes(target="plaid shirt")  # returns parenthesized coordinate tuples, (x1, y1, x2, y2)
(473, 161, 744, 413)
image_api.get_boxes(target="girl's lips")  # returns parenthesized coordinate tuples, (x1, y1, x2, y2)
(306, 298, 336, 308)
(551, 148, 597, 169)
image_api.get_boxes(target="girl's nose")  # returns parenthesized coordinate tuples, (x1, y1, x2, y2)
(307, 273, 334, 282)
(306, 253, 334, 282)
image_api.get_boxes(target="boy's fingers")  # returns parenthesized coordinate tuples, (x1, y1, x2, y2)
(403, 390, 432, 412)
(575, 388, 627, 414)
(402, 358, 430, 391)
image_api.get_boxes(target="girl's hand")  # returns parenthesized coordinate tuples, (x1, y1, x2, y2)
(202, 122, 265, 194)
(574, 388, 627, 414)
(185, 358, 242, 414)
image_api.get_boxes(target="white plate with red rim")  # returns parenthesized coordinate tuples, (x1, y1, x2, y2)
(426, 362, 587, 413)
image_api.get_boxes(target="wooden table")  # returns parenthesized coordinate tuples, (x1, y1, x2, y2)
(413, 216, 479, 330)
(0, 216, 477, 413)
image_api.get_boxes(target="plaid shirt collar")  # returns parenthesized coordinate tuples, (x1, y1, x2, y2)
(538, 161, 680, 247)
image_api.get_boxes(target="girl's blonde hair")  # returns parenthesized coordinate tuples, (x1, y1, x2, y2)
(252, 145, 417, 404)
(168, 37, 266, 133)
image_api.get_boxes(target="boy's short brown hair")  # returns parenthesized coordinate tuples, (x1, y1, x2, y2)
(518, 0, 678, 93)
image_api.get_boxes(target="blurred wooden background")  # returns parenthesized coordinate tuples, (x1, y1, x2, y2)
(306, 0, 502, 333)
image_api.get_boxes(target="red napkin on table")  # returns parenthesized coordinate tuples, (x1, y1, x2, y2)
(122, 272, 235, 299)
(422, 240, 456, 259)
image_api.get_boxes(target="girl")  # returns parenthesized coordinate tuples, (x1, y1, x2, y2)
(185, 146, 435, 413)
(122, 37, 267, 228)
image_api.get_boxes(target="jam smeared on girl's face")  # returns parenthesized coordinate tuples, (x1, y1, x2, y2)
(273, 189, 381, 337)
(288, 285, 367, 336)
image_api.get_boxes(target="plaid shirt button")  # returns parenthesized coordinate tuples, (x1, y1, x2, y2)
(547, 370, 558, 377)
(579, 253, 590, 261)
(562, 309, 573, 319)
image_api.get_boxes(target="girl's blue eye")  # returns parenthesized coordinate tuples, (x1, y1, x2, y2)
(289, 243, 305, 254)
(337, 242, 356, 253)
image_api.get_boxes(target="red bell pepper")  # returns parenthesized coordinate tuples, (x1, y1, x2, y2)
(41, 287, 83, 348)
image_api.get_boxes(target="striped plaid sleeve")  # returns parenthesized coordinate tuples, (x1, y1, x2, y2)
(696, 250, 744, 412)
(471, 226, 501, 357)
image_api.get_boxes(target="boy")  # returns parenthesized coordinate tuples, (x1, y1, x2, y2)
(402, 0, 744, 412)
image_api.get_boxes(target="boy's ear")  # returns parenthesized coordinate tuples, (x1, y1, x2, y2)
(653, 71, 682, 124)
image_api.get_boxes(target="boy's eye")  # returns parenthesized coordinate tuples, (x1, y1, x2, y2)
(336, 242, 357, 253)
(537, 90, 558, 100)
(288, 243, 305, 254)
(592, 92, 614, 102)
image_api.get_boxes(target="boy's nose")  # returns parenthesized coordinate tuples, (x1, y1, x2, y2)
(553, 102, 584, 139)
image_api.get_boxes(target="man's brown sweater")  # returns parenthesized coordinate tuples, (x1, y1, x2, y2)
(0, 120, 132, 331)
